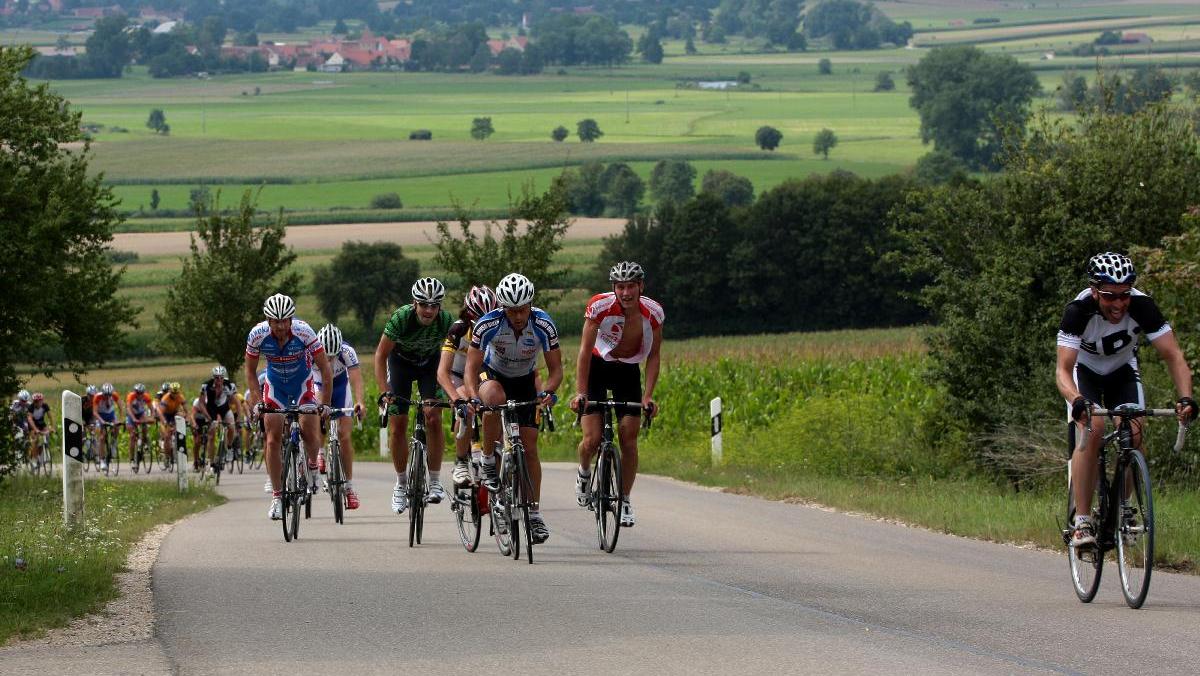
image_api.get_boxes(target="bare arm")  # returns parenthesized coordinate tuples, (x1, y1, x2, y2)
(348, 365, 365, 417)
(542, 347, 564, 396)
(575, 318, 599, 398)
(374, 334, 394, 396)
(464, 347, 484, 401)
(244, 353, 261, 410)
(436, 349, 461, 402)
(313, 350, 333, 406)
(1055, 346, 1083, 404)
(643, 324, 663, 409)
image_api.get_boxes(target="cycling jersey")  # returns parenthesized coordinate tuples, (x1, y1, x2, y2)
(314, 343, 359, 414)
(158, 392, 186, 416)
(200, 377, 236, 410)
(585, 293, 665, 364)
(126, 392, 154, 419)
(28, 403, 51, 430)
(383, 305, 453, 365)
(11, 400, 29, 430)
(441, 319, 473, 378)
(93, 392, 121, 420)
(246, 320, 323, 407)
(470, 307, 560, 378)
(1057, 288, 1171, 376)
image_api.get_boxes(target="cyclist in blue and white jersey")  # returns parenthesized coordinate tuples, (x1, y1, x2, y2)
(245, 293, 334, 521)
(464, 273, 563, 544)
(313, 324, 365, 510)
(1056, 252, 1196, 547)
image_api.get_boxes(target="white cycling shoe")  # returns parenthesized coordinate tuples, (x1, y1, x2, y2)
(391, 484, 408, 514)
(268, 497, 282, 520)
(620, 499, 636, 527)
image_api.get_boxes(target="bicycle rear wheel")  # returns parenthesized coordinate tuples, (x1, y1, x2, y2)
(1066, 475, 1104, 603)
(329, 440, 344, 525)
(1116, 449, 1155, 609)
(281, 445, 295, 542)
(593, 442, 623, 553)
(407, 442, 426, 547)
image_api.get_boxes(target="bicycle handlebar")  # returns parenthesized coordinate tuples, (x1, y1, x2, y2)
(571, 400, 654, 430)
(1074, 406, 1190, 455)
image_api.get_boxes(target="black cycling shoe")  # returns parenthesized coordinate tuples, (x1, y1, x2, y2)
(529, 515, 550, 544)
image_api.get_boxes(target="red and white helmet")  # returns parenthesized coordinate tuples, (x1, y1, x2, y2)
(464, 285, 499, 318)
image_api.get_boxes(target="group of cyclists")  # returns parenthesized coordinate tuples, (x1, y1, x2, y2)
(245, 261, 663, 546)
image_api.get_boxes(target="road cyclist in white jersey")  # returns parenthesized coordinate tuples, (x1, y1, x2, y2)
(197, 366, 239, 474)
(374, 277, 454, 515)
(1055, 252, 1196, 547)
(570, 261, 664, 527)
(245, 293, 334, 521)
(464, 273, 564, 544)
(313, 323, 366, 510)
(437, 285, 499, 488)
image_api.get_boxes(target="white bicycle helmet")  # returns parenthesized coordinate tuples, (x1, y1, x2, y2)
(133, 383, 146, 393)
(496, 273, 535, 308)
(609, 261, 645, 282)
(318, 323, 343, 355)
(263, 293, 296, 319)
(86, 385, 98, 396)
(1087, 252, 1136, 285)
(411, 277, 446, 304)
(212, 365, 227, 378)
(17, 389, 30, 402)
(101, 383, 114, 395)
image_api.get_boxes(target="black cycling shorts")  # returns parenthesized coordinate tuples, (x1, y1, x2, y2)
(482, 368, 538, 428)
(1073, 363, 1144, 411)
(388, 352, 442, 410)
(584, 354, 643, 419)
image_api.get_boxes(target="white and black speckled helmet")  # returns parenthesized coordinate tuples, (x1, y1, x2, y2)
(1087, 252, 1136, 285)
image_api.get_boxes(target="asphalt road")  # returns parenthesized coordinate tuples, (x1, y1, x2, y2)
(146, 462, 1200, 675)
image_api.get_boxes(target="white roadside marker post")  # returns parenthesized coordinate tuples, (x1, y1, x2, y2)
(62, 391, 85, 526)
(175, 414, 188, 492)
(710, 397, 723, 466)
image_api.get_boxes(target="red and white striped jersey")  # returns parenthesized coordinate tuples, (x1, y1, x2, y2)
(584, 293, 664, 364)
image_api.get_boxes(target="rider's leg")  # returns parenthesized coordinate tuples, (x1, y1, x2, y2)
(578, 415, 601, 473)
(299, 414, 322, 467)
(337, 417, 354, 481)
(263, 414, 285, 492)
(478, 380, 506, 460)
(519, 426, 542, 504)
(424, 407, 445, 474)
(616, 415, 641, 496)
(1071, 414, 1107, 517)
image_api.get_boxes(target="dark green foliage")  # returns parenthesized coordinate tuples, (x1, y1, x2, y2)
(638, 31, 664, 64)
(105, 250, 139, 264)
(737, 70, 752, 84)
(312, 242, 417, 330)
(912, 150, 970, 186)
(818, 57, 832, 75)
(874, 71, 895, 92)
(532, 14, 632, 66)
(577, 118, 603, 142)
(469, 44, 491, 73)
(84, 14, 131, 77)
(755, 125, 783, 151)
(470, 116, 495, 140)
(370, 193, 403, 209)
(700, 169, 755, 208)
(149, 189, 160, 211)
(804, 0, 913, 49)
(558, 162, 646, 217)
(649, 159, 697, 205)
(409, 129, 433, 140)
(1095, 30, 1121, 45)
(1056, 71, 1088, 112)
(495, 47, 522, 74)
(146, 109, 168, 135)
(685, 37, 697, 54)
(892, 105, 1200, 468)
(0, 46, 135, 476)
(156, 190, 299, 372)
(906, 45, 1041, 170)
(433, 183, 572, 306)
(551, 125, 569, 142)
(813, 128, 838, 159)
(599, 162, 645, 217)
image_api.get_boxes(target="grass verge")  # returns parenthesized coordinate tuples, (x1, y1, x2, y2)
(0, 475, 224, 645)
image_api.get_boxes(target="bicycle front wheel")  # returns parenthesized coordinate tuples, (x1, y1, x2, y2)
(454, 483, 482, 552)
(514, 448, 534, 564)
(1116, 449, 1155, 609)
(281, 445, 295, 542)
(328, 440, 344, 525)
(407, 442, 426, 547)
(594, 442, 623, 553)
(1066, 475, 1104, 603)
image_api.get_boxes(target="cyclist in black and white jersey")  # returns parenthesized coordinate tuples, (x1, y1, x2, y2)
(198, 365, 239, 473)
(1055, 252, 1196, 547)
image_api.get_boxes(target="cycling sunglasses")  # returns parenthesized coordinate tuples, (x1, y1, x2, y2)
(1096, 289, 1132, 300)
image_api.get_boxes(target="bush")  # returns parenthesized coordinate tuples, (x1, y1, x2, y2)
(409, 129, 432, 140)
(105, 249, 140, 264)
(818, 58, 832, 75)
(755, 125, 782, 151)
(551, 125, 569, 142)
(369, 193, 403, 209)
(874, 71, 895, 92)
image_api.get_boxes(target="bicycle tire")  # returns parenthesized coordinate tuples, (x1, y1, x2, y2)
(514, 447, 534, 564)
(281, 443, 295, 542)
(110, 430, 121, 476)
(504, 457, 521, 561)
(1066, 476, 1104, 603)
(454, 484, 482, 552)
(291, 451, 304, 540)
(407, 442, 426, 547)
(1116, 449, 1155, 609)
(329, 439, 344, 525)
(40, 438, 53, 477)
(592, 441, 622, 553)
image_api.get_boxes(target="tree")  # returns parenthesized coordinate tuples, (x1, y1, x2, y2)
(755, 125, 783, 151)
(146, 108, 168, 134)
(737, 70, 751, 84)
(83, 13, 131, 77)
(700, 169, 755, 207)
(150, 188, 161, 211)
(559, 162, 607, 217)
(912, 150, 969, 186)
(813, 128, 839, 159)
(433, 183, 572, 307)
(893, 105, 1200, 463)
(469, 44, 491, 73)
(649, 159, 697, 205)
(0, 46, 135, 474)
(496, 46, 522, 74)
(600, 162, 645, 217)
(577, 118, 603, 142)
(470, 116, 495, 141)
(312, 242, 417, 329)
(156, 190, 298, 372)
(874, 71, 895, 92)
(333, 18, 348, 34)
(370, 193, 403, 209)
(818, 58, 832, 75)
(685, 37, 697, 54)
(906, 45, 1041, 170)
(551, 125, 569, 142)
(639, 34, 664, 64)
(1057, 71, 1088, 112)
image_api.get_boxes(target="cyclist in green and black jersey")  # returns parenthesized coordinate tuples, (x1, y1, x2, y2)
(374, 277, 454, 514)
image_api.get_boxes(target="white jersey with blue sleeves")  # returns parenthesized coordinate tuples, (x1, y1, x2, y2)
(313, 344, 359, 388)
(470, 307, 560, 378)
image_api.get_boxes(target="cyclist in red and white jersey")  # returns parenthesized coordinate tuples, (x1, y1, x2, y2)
(570, 261, 663, 527)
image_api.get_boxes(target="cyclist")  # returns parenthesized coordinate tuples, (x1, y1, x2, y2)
(190, 390, 214, 470)
(197, 366, 239, 474)
(314, 323, 365, 510)
(81, 386, 97, 456)
(438, 285, 498, 487)
(374, 277, 453, 514)
(245, 293, 333, 521)
(156, 382, 191, 456)
(158, 381, 170, 399)
(125, 383, 156, 463)
(464, 273, 563, 544)
(1056, 252, 1196, 547)
(570, 261, 664, 527)
(93, 383, 122, 471)
(25, 393, 53, 468)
